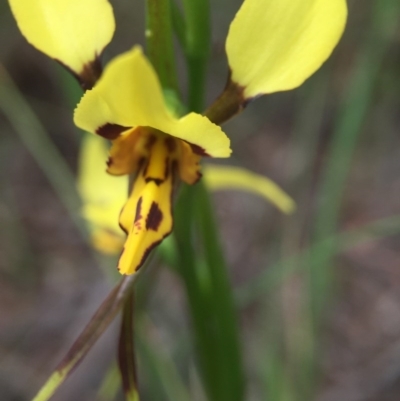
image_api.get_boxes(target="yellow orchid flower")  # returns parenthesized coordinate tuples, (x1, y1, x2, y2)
(8, 0, 230, 275)
(8, 0, 346, 275)
(74, 47, 230, 274)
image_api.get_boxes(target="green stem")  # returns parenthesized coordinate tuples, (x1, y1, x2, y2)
(118, 291, 140, 401)
(174, 185, 220, 400)
(145, 0, 179, 96)
(181, 0, 211, 111)
(194, 181, 245, 401)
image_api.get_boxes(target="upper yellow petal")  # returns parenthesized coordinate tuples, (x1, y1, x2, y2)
(8, 0, 115, 75)
(74, 47, 231, 158)
(226, 0, 347, 98)
(203, 164, 295, 214)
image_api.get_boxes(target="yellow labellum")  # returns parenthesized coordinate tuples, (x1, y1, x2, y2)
(203, 165, 295, 214)
(8, 0, 115, 75)
(118, 137, 174, 274)
(226, 0, 347, 98)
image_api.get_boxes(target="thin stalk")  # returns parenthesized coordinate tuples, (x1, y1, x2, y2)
(145, 0, 179, 96)
(32, 274, 139, 401)
(118, 291, 140, 401)
(174, 185, 221, 401)
(181, 0, 211, 111)
(194, 181, 245, 401)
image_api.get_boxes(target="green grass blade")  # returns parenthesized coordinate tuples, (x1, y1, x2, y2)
(0, 65, 87, 240)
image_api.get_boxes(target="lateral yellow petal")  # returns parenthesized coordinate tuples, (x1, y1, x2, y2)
(74, 47, 231, 158)
(107, 127, 149, 176)
(203, 165, 295, 214)
(8, 0, 115, 77)
(118, 138, 174, 275)
(78, 134, 127, 242)
(226, 0, 347, 98)
(178, 141, 202, 185)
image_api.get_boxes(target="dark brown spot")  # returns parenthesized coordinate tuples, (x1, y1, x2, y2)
(189, 143, 210, 157)
(145, 177, 164, 186)
(56, 55, 103, 91)
(146, 202, 163, 231)
(164, 158, 170, 179)
(165, 137, 177, 152)
(145, 134, 157, 151)
(106, 157, 113, 167)
(134, 197, 143, 223)
(136, 228, 173, 271)
(136, 240, 161, 270)
(193, 170, 203, 184)
(96, 123, 131, 140)
(118, 208, 129, 235)
(119, 222, 128, 235)
(142, 158, 150, 177)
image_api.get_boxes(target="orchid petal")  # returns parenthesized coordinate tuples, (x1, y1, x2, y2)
(8, 0, 115, 81)
(226, 0, 347, 98)
(203, 165, 295, 214)
(74, 47, 231, 158)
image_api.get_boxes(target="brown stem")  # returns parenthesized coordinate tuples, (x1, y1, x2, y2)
(203, 75, 247, 125)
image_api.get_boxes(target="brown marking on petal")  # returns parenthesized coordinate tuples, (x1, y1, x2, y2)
(119, 207, 129, 235)
(165, 137, 177, 153)
(142, 158, 150, 177)
(134, 197, 143, 223)
(145, 177, 164, 186)
(96, 123, 131, 140)
(171, 160, 179, 185)
(145, 134, 157, 151)
(106, 157, 113, 168)
(136, 227, 173, 271)
(164, 158, 170, 180)
(119, 222, 128, 236)
(189, 143, 210, 157)
(57, 54, 103, 91)
(135, 239, 162, 271)
(193, 170, 203, 185)
(146, 202, 163, 231)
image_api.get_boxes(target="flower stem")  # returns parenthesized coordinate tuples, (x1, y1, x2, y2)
(145, 0, 179, 97)
(181, 0, 211, 111)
